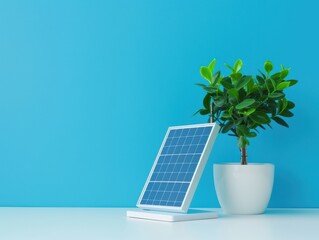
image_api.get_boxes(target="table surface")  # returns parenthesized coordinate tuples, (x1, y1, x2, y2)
(0, 208, 318, 240)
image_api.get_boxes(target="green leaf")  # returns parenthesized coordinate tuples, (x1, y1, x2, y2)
(269, 78, 277, 92)
(257, 85, 264, 96)
(193, 109, 200, 116)
(196, 83, 207, 87)
(234, 118, 244, 126)
(272, 116, 289, 128)
(286, 101, 295, 110)
(235, 99, 256, 110)
(271, 72, 281, 81)
(200, 66, 212, 84)
(199, 109, 210, 115)
(256, 75, 265, 84)
(249, 111, 271, 124)
(279, 110, 294, 117)
(243, 108, 256, 116)
(228, 96, 237, 105)
(234, 59, 243, 72)
(286, 79, 298, 87)
(225, 63, 234, 71)
(282, 98, 288, 111)
(230, 72, 242, 82)
(259, 105, 275, 116)
(269, 92, 285, 99)
(203, 93, 211, 110)
(221, 112, 232, 119)
(247, 131, 257, 138)
(211, 71, 221, 86)
(221, 121, 234, 134)
(280, 69, 289, 79)
(258, 70, 266, 79)
(278, 98, 288, 114)
(269, 100, 277, 116)
(203, 86, 215, 93)
(214, 96, 225, 107)
(221, 77, 233, 89)
(236, 76, 251, 90)
(277, 81, 290, 91)
(229, 106, 234, 114)
(208, 59, 216, 72)
(236, 125, 250, 136)
(247, 77, 254, 93)
(228, 88, 239, 101)
(264, 60, 273, 74)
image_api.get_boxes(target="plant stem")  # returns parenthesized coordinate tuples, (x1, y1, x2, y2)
(240, 146, 248, 165)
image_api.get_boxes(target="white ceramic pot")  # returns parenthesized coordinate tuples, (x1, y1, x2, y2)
(213, 163, 274, 215)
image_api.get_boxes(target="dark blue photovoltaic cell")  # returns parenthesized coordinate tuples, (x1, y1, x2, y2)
(140, 126, 213, 207)
(140, 182, 190, 206)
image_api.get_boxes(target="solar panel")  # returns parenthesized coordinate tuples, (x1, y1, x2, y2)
(137, 123, 220, 213)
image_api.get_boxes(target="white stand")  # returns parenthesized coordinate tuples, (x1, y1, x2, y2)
(126, 209, 218, 222)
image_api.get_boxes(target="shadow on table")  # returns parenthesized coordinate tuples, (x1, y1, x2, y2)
(264, 209, 319, 216)
(217, 209, 319, 219)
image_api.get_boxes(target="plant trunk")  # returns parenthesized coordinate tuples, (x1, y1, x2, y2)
(240, 146, 248, 165)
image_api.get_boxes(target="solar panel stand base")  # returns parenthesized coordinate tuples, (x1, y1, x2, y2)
(126, 209, 218, 222)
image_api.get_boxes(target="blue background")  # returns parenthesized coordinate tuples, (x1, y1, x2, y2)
(0, 0, 318, 207)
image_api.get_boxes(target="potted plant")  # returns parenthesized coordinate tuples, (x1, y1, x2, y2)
(196, 58, 297, 214)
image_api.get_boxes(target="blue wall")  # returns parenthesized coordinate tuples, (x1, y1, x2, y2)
(0, 0, 318, 207)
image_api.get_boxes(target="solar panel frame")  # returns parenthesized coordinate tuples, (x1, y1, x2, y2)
(136, 123, 220, 213)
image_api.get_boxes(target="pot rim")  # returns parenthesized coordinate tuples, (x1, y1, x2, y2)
(214, 163, 274, 166)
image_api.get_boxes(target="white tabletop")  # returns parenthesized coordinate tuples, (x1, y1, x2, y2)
(0, 208, 318, 240)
